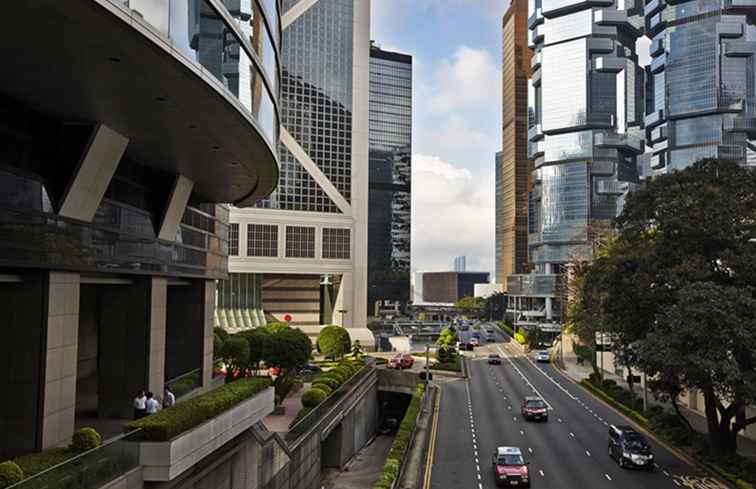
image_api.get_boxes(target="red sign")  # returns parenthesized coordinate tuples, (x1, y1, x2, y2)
(283, 314, 292, 322)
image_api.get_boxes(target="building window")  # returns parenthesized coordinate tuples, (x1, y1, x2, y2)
(247, 224, 278, 257)
(229, 223, 239, 256)
(322, 228, 350, 259)
(285, 226, 315, 258)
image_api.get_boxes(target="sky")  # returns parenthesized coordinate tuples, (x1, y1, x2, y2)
(371, 0, 509, 279)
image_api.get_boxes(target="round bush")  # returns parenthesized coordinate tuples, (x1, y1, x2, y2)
(70, 427, 102, 452)
(0, 461, 24, 489)
(332, 366, 352, 379)
(314, 376, 340, 390)
(317, 326, 352, 358)
(322, 370, 347, 383)
(311, 383, 333, 396)
(301, 388, 328, 408)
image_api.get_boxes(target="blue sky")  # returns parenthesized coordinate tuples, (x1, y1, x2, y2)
(372, 0, 509, 278)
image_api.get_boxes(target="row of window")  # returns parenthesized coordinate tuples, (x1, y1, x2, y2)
(228, 223, 350, 260)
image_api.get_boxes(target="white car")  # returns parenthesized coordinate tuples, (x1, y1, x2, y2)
(534, 350, 550, 363)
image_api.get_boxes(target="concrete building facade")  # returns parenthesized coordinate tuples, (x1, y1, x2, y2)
(0, 0, 280, 458)
(225, 0, 374, 347)
(422, 272, 490, 304)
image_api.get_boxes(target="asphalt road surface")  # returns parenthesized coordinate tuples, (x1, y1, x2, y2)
(429, 322, 731, 489)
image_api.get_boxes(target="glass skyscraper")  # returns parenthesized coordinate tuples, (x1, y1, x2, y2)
(644, 0, 756, 172)
(507, 0, 645, 333)
(368, 43, 412, 314)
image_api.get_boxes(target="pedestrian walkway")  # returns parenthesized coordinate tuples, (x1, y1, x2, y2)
(262, 382, 309, 432)
(321, 435, 394, 489)
(554, 341, 756, 460)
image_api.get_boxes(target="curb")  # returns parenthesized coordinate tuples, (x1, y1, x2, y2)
(551, 362, 741, 488)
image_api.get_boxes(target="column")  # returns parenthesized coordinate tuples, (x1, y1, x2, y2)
(42, 272, 81, 449)
(148, 278, 168, 396)
(202, 280, 217, 388)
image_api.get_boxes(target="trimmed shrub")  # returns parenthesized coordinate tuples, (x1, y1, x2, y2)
(313, 376, 341, 390)
(317, 326, 352, 358)
(13, 448, 72, 477)
(70, 427, 101, 452)
(311, 383, 333, 396)
(301, 388, 328, 408)
(0, 461, 24, 489)
(321, 370, 347, 384)
(126, 377, 270, 441)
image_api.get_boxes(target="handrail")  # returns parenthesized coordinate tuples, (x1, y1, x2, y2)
(8, 429, 142, 489)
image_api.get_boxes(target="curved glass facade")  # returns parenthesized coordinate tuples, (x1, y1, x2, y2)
(118, 0, 281, 148)
(644, 1, 756, 173)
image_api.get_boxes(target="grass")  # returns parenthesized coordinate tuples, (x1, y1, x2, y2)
(431, 356, 461, 372)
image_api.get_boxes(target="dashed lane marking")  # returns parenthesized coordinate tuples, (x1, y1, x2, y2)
(539, 470, 545, 477)
(569, 432, 575, 437)
(585, 450, 591, 457)
(605, 474, 612, 481)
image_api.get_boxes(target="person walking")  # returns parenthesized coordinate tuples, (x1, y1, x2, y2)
(133, 390, 147, 419)
(145, 392, 161, 415)
(163, 387, 175, 409)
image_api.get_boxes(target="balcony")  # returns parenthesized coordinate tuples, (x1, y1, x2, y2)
(724, 116, 756, 135)
(529, 124, 544, 142)
(0, 0, 280, 207)
(594, 133, 645, 154)
(531, 51, 542, 70)
(593, 56, 626, 73)
(530, 24, 544, 47)
(650, 53, 667, 73)
(724, 41, 756, 57)
(528, 8, 544, 28)
(506, 274, 559, 297)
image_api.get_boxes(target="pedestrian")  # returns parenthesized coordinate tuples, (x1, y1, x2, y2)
(145, 391, 161, 415)
(133, 390, 147, 419)
(163, 387, 175, 409)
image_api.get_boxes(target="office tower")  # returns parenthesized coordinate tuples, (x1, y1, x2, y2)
(0, 0, 279, 457)
(644, 0, 756, 172)
(423, 272, 491, 304)
(496, 0, 533, 286)
(507, 0, 645, 336)
(453, 255, 467, 272)
(367, 42, 412, 316)
(226, 0, 374, 347)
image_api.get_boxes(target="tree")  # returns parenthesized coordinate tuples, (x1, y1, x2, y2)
(264, 326, 312, 387)
(578, 159, 756, 454)
(220, 336, 250, 380)
(436, 327, 457, 347)
(454, 296, 486, 317)
(640, 282, 756, 453)
(237, 327, 271, 373)
(317, 325, 352, 359)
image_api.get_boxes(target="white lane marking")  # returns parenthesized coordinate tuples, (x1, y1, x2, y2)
(663, 470, 670, 477)
(497, 345, 554, 410)
(478, 484, 483, 489)
(586, 450, 591, 457)
(520, 430, 525, 436)
(477, 473, 481, 480)
(503, 342, 579, 402)
(528, 448, 533, 454)
(539, 470, 545, 477)
(569, 432, 575, 437)
(605, 474, 612, 481)
(475, 458, 479, 464)
(673, 480, 680, 487)
(558, 418, 563, 423)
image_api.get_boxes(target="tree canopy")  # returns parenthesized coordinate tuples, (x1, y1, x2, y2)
(454, 296, 486, 316)
(569, 159, 756, 454)
(317, 325, 352, 358)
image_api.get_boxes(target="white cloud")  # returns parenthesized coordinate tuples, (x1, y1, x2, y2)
(411, 154, 494, 275)
(415, 115, 497, 154)
(424, 45, 500, 114)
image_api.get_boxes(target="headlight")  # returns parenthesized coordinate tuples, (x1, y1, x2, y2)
(622, 451, 632, 458)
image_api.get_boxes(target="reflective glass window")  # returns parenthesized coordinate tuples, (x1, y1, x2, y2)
(672, 115, 721, 147)
(542, 39, 587, 132)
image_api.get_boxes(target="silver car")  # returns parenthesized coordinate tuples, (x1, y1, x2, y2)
(534, 350, 550, 363)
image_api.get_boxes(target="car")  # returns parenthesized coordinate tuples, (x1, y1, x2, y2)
(469, 337, 480, 347)
(472, 332, 481, 339)
(486, 333, 496, 342)
(608, 425, 654, 470)
(387, 353, 415, 370)
(521, 396, 549, 422)
(378, 417, 399, 434)
(296, 363, 323, 374)
(459, 324, 469, 331)
(485, 327, 495, 335)
(492, 446, 530, 487)
(534, 350, 550, 363)
(488, 353, 502, 365)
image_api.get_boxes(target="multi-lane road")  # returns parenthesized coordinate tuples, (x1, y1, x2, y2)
(428, 323, 730, 489)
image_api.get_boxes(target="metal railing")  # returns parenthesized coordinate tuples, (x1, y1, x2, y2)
(165, 368, 201, 400)
(8, 430, 142, 489)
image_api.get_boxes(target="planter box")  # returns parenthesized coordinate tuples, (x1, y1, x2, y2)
(139, 387, 274, 481)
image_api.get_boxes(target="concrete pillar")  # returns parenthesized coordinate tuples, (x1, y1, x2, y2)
(334, 272, 353, 328)
(42, 272, 81, 449)
(545, 297, 553, 320)
(58, 124, 128, 222)
(148, 278, 168, 396)
(202, 280, 216, 388)
(158, 175, 193, 241)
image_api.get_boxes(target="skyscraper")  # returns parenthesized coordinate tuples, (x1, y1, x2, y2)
(644, 0, 756, 172)
(226, 0, 373, 347)
(496, 0, 532, 286)
(367, 43, 412, 315)
(453, 255, 467, 272)
(507, 0, 645, 335)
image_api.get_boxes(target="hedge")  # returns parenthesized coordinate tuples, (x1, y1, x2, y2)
(432, 356, 461, 372)
(126, 377, 270, 441)
(373, 383, 426, 489)
(70, 428, 101, 453)
(498, 322, 515, 337)
(12, 448, 72, 478)
(301, 388, 328, 408)
(0, 461, 23, 489)
(311, 383, 334, 396)
(579, 379, 649, 427)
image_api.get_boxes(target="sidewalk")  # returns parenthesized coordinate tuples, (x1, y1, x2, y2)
(554, 343, 756, 460)
(262, 382, 309, 432)
(321, 435, 394, 489)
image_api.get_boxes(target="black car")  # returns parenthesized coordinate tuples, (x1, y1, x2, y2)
(297, 363, 323, 374)
(608, 425, 654, 470)
(378, 417, 399, 435)
(488, 353, 502, 365)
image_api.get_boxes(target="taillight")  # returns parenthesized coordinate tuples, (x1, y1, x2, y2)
(521, 466, 528, 476)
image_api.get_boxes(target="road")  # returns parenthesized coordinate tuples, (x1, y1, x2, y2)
(429, 322, 731, 489)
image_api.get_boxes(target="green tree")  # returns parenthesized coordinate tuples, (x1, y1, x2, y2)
(317, 325, 352, 359)
(237, 327, 271, 373)
(220, 336, 250, 380)
(436, 327, 457, 347)
(454, 296, 486, 317)
(263, 326, 312, 388)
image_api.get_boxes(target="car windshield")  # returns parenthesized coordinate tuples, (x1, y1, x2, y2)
(526, 400, 546, 408)
(497, 455, 524, 465)
(623, 432, 646, 448)
(489, 354, 499, 358)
